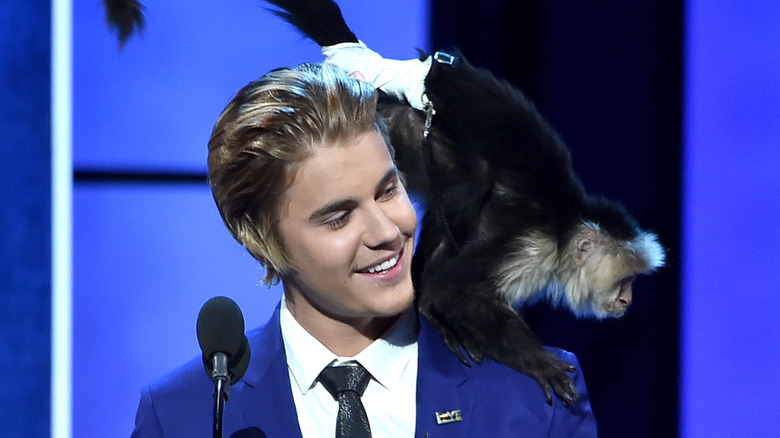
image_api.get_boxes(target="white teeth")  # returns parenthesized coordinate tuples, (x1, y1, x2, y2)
(366, 255, 399, 273)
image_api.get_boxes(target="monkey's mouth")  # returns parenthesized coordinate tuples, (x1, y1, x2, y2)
(603, 303, 629, 317)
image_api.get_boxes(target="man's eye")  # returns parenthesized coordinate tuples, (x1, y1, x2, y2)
(378, 182, 398, 201)
(325, 212, 351, 230)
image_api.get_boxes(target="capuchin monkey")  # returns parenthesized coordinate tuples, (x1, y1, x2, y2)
(379, 56, 665, 405)
(263, 0, 665, 406)
(104, 0, 665, 406)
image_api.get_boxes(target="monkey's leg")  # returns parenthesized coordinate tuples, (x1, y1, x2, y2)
(417, 244, 578, 405)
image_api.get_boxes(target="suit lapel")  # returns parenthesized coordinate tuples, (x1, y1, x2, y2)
(415, 316, 473, 438)
(228, 308, 473, 438)
(231, 305, 303, 438)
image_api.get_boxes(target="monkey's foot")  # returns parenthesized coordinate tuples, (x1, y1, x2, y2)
(420, 311, 482, 366)
(520, 351, 578, 406)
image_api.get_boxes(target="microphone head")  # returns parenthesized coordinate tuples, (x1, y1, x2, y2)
(230, 338, 251, 382)
(197, 296, 245, 358)
(197, 296, 251, 383)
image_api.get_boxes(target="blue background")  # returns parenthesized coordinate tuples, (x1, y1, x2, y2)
(0, 1, 51, 437)
(681, 0, 780, 435)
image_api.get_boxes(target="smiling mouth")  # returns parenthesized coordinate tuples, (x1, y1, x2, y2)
(365, 253, 400, 274)
(358, 242, 407, 275)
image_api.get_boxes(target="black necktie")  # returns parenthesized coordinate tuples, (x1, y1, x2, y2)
(317, 362, 372, 438)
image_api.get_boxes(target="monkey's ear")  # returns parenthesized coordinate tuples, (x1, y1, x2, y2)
(573, 229, 599, 266)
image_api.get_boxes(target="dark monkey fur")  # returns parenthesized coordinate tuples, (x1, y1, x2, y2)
(105, 0, 665, 405)
(103, 0, 145, 47)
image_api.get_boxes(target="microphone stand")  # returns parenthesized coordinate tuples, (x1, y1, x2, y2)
(197, 296, 250, 438)
(211, 353, 231, 438)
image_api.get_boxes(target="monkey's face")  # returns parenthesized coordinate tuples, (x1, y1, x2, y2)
(601, 274, 635, 317)
(565, 222, 664, 319)
(576, 249, 638, 319)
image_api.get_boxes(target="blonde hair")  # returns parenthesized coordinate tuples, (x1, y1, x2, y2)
(208, 63, 386, 284)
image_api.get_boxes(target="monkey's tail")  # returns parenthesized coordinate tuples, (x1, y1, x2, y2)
(104, 0, 145, 47)
(264, 0, 359, 47)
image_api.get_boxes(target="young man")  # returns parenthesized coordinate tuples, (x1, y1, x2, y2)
(131, 63, 598, 437)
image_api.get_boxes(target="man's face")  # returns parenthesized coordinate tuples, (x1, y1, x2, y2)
(278, 129, 417, 339)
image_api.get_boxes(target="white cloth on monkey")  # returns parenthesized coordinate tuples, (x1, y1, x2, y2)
(322, 41, 431, 110)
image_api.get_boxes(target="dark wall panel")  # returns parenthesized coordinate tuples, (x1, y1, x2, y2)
(430, 1, 683, 437)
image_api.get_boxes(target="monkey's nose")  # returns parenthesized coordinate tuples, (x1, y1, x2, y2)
(615, 288, 632, 315)
(618, 277, 634, 309)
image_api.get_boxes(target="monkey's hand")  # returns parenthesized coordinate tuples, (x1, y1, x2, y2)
(322, 41, 431, 109)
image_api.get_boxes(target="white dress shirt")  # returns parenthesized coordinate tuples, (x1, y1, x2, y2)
(280, 296, 419, 437)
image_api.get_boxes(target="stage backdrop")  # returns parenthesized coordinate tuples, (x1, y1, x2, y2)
(71, 1, 429, 437)
(60, 1, 780, 437)
(681, 1, 780, 437)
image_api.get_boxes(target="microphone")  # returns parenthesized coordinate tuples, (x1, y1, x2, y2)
(196, 296, 251, 438)
(197, 296, 251, 385)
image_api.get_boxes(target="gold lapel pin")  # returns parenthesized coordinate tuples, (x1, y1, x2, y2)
(435, 409, 463, 425)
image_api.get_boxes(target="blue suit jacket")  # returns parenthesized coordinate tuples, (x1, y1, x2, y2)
(132, 305, 597, 437)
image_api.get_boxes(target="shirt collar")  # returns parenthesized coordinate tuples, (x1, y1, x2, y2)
(280, 295, 418, 395)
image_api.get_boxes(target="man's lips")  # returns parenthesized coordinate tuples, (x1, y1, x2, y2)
(357, 246, 405, 274)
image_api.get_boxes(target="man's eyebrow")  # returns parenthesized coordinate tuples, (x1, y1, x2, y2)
(307, 167, 399, 224)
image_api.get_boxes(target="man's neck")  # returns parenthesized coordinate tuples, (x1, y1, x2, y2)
(283, 294, 400, 357)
